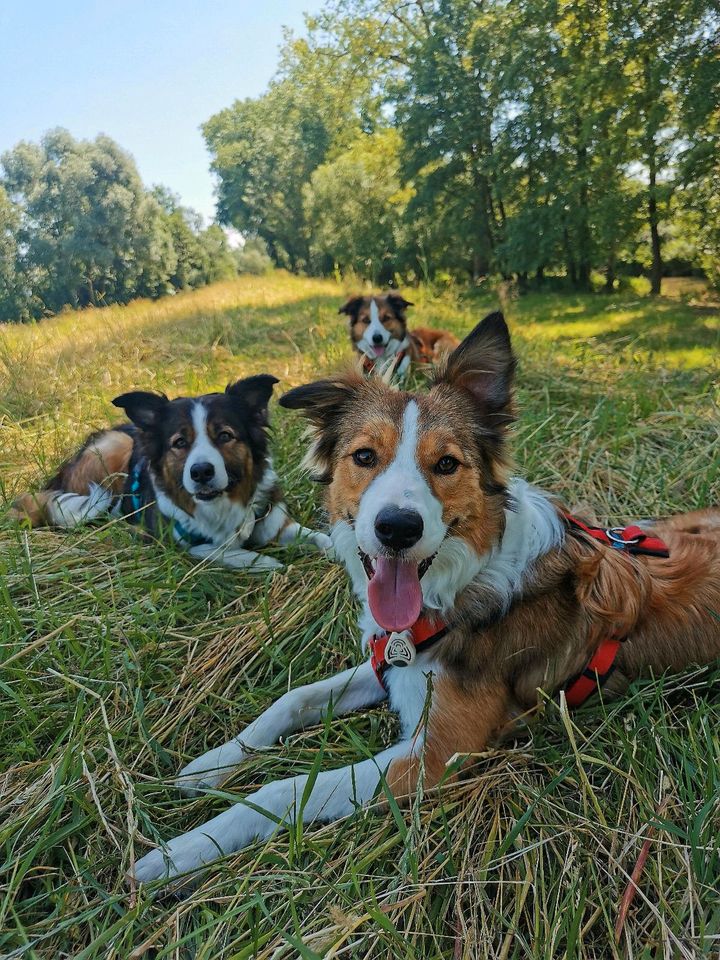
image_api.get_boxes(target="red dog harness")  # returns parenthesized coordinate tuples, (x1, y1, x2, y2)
(367, 516, 670, 707)
(563, 516, 670, 707)
(369, 616, 448, 690)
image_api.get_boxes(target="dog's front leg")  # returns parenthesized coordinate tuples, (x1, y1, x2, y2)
(395, 353, 411, 380)
(176, 661, 385, 795)
(132, 738, 409, 883)
(386, 676, 511, 802)
(187, 541, 283, 572)
(251, 502, 333, 554)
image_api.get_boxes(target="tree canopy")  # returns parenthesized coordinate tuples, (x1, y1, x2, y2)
(0, 130, 243, 322)
(204, 0, 719, 290)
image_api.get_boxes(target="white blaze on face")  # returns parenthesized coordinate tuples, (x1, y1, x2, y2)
(355, 401, 446, 562)
(355, 401, 447, 631)
(365, 299, 390, 354)
(183, 401, 229, 494)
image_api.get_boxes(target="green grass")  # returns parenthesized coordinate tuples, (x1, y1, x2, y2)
(1, 273, 719, 958)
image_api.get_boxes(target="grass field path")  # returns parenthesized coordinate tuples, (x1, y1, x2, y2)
(1, 275, 719, 957)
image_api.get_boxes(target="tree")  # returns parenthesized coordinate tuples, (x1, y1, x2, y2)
(203, 84, 330, 271)
(0, 186, 24, 321)
(1, 129, 168, 314)
(303, 129, 413, 281)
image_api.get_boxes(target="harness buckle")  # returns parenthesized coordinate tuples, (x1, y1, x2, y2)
(385, 631, 416, 667)
(605, 526, 642, 548)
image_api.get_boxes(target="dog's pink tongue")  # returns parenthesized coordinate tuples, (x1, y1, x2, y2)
(368, 557, 423, 632)
(372, 344, 385, 356)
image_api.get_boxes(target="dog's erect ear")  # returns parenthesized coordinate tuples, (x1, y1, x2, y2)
(279, 377, 359, 427)
(338, 295, 365, 319)
(280, 375, 363, 482)
(437, 311, 516, 425)
(386, 293, 414, 316)
(226, 374, 278, 423)
(112, 391, 170, 431)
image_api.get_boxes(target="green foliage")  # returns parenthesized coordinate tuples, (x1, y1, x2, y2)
(304, 129, 413, 281)
(234, 237, 273, 275)
(0, 132, 241, 322)
(0, 185, 25, 321)
(204, 0, 719, 290)
(203, 86, 331, 271)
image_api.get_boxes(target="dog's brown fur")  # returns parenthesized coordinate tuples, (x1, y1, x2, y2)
(409, 326, 461, 364)
(288, 314, 720, 804)
(10, 430, 134, 526)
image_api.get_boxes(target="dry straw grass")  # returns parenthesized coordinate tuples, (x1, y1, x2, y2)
(1, 273, 719, 957)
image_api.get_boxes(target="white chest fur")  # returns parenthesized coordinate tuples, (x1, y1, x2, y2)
(152, 465, 278, 547)
(384, 652, 443, 738)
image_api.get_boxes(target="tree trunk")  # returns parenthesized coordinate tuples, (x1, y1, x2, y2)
(648, 143, 663, 295)
(575, 136, 592, 291)
(604, 255, 616, 294)
(564, 227, 577, 287)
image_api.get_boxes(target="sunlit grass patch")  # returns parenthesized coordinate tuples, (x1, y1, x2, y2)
(1, 275, 719, 957)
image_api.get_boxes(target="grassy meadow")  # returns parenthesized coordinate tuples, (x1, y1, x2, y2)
(1, 273, 719, 958)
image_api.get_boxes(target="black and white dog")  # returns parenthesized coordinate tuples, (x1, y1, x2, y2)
(11, 374, 331, 571)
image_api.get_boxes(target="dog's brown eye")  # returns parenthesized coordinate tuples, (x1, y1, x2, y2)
(352, 448, 377, 468)
(216, 430, 234, 444)
(435, 455, 460, 475)
(172, 436, 188, 450)
(362, 317, 370, 325)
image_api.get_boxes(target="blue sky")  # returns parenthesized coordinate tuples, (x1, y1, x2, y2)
(0, 1, 318, 223)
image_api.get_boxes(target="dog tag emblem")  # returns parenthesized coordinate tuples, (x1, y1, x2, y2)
(385, 631, 416, 667)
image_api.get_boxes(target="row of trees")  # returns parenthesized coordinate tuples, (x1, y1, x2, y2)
(204, 0, 719, 290)
(0, 129, 259, 323)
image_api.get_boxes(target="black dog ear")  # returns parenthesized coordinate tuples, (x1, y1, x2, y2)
(437, 311, 516, 426)
(112, 391, 170, 431)
(338, 295, 365, 318)
(386, 292, 414, 315)
(279, 374, 363, 482)
(226, 374, 278, 425)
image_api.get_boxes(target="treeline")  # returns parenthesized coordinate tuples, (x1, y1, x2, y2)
(0, 129, 270, 323)
(204, 0, 719, 291)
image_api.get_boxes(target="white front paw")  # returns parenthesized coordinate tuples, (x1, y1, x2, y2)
(312, 532, 334, 554)
(222, 552, 283, 572)
(175, 743, 244, 796)
(248, 555, 284, 572)
(131, 831, 220, 883)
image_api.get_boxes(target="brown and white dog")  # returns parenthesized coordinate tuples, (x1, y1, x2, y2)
(341, 293, 459, 378)
(130, 314, 720, 882)
(10, 374, 331, 571)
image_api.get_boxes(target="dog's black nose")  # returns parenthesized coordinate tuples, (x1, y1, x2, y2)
(375, 507, 424, 551)
(190, 461, 215, 484)
(372, 333, 384, 345)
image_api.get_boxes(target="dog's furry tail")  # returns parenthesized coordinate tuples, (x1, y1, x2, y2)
(9, 482, 113, 529)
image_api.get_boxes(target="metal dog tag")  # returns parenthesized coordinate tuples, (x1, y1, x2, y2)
(385, 631, 416, 667)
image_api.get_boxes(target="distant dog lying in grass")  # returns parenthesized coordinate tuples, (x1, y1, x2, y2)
(10, 374, 331, 571)
(341, 293, 459, 379)
(130, 313, 720, 883)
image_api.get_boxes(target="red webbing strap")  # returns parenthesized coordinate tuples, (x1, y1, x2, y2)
(565, 515, 669, 558)
(564, 638, 622, 708)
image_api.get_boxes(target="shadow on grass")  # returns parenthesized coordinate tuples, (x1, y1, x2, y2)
(513, 291, 720, 361)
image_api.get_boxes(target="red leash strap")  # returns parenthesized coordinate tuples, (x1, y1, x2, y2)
(369, 615, 447, 690)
